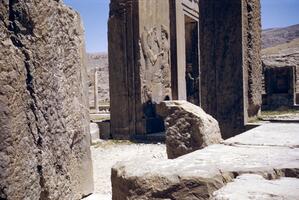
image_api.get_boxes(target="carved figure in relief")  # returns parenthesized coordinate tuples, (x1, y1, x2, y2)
(140, 24, 171, 103)
(158, 25, 170, 88)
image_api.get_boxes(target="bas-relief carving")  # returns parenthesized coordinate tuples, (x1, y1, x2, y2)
(140, 25, 171, 104)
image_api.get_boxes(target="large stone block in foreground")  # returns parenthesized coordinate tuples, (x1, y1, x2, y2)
(111, 123, 299, 200)
(212, 174, 299, 200)
(0, 1, 93, 199)
(157, 101, 223, 159)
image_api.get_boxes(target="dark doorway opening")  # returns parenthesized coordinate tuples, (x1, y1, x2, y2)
(184, 15, 200, 106)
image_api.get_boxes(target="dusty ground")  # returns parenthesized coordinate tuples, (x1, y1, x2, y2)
(85, 141, 167, 199)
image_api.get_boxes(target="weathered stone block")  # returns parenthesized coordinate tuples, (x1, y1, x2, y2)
(90, 123, 100, 143)
(212, 174, 299, 200)
(0, 1, 93, 199)
(111, 123, 299, 199)
(157, 101, 223, 159)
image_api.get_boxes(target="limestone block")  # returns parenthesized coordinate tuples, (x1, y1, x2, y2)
(90, 123, 100, 142)
(0, 1, 93, 199)
(157, 101, 223, 159)
(212, 174, 299, 200)
(111, 123, 299, 199)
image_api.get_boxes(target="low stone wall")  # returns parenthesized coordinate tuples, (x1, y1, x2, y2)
(111, 123, 299, 199)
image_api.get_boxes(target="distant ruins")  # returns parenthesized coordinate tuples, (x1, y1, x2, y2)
(262, 55, 299, 109)
(109, 0, 262, 139)
(262, 62, 297, 109)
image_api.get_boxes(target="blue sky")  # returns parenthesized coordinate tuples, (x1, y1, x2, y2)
(64, 0, 299, 53)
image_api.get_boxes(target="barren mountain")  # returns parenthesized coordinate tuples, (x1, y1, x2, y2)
(262, 24, 299, 49)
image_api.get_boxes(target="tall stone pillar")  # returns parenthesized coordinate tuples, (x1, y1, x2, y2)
(0, 0, 93, 199)
(200, 0, 261, 139)
(94, 70, 99, 112)
(108, 0, 171, 139)
(243, 0, 262, 118)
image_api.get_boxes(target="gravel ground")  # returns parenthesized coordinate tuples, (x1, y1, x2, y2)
(260, 110, 299, 121)
(84, 141, 167, 199)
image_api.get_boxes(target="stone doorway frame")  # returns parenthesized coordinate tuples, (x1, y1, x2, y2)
(170, 0, 200, 103)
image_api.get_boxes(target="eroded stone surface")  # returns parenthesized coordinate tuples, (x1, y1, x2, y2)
(111, 123, 299, 200)
(90, 123, 100, 143)
(224, 123, 299, 148)
(0, 1, 93, 199)
(157, 101, 223, 159)
(212, 174, 299, 200)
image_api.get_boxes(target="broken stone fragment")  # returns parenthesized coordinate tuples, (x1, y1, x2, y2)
(157, 100, 223, 159)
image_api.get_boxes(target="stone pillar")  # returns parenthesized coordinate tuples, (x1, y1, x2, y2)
(94, 70, 99, 112)
(0, 1, 93, 199)
(108, 0, 171, 139)
(200, 0, 262, 139)
(243, 0, 262, 118)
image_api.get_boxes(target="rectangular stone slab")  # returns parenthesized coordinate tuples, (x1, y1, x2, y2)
(224, 123, 299, 148)
(111, 123, 299, 199)
(212, 174, 299, 200)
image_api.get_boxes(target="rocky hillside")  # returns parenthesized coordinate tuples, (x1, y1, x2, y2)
(262, 24, 299, 49)
(86, 53, 109, 106)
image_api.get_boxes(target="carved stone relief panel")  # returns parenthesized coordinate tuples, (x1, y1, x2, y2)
(140, 24, 171, 104)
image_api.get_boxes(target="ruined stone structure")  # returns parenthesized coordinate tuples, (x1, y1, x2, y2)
(170, 0, 200, 105)
(262, 49, 299, 106)
(262, 62, 297, 109)
(94, 70, 99, 112)
(109, 0, 262, 139)
(0, 1, 93, 199)
(200, 0, 262, 138)
(109, 0, 171, 139)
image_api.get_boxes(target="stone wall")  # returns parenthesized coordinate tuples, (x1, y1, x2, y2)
(263, 63, 296, 109)
(0, 1, 93, 199)
(109, 0, 171, 138)
(109, 0, 262, 139)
